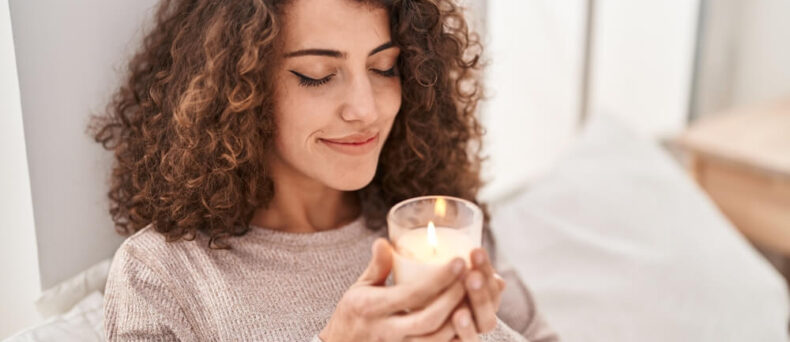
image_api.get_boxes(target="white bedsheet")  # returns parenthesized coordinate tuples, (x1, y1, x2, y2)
(5, 291, 104, 342)
(492, 114, 789, 341)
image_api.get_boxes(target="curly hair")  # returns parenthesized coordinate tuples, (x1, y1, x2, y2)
(89, 0, 489, 249)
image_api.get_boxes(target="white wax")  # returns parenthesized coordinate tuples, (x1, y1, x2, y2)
(392, 227, 476, 284)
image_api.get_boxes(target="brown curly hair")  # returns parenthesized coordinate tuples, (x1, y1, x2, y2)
(89, 0, 489, 249)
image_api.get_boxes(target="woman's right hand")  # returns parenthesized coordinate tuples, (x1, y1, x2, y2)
(319, 238, 469, 342)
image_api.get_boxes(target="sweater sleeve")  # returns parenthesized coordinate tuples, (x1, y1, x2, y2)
(480, 317, 533, 341)
(104, 244, 198, 341)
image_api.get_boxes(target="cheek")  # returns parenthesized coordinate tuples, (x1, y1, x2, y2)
(378, 80, 402, 121)
(272, 89, 325, 159)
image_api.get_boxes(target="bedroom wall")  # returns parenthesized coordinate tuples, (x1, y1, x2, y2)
(730, 0, 790, 107)
(692, 0, 790, 118)
(480, 0, 587, 201)
(586, 0, 700, 138)
(481, 0, 700, 200)
(8, 0, 158, 290)
(0, 0, 41, 337)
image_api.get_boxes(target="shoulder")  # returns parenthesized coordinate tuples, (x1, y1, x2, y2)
(104, 225, 203, 340)
(107, 224, 210, 284)
(104, 224, 211, 319)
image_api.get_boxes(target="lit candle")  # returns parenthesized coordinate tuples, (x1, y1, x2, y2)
(389, 197, 481, 284)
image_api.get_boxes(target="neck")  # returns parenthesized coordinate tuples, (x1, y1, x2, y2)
(249, 156, 361, 233)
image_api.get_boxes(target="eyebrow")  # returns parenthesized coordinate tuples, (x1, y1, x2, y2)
(284, 41, 396, 59)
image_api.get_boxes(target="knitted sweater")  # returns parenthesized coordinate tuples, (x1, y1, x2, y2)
(104, 216, 559, 341)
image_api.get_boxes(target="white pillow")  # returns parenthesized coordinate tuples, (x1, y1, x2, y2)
(492, 114, 789, 342)
(34, 259, 110, 318)
(5, 291, 104, 342)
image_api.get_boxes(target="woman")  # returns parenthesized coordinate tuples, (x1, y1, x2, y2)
(92, 0, 559, 340)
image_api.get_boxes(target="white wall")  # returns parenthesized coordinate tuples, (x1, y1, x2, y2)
(9, 0, 158, 290)
(587, 0, 700, 138)
(690, 0, 790, 119)
(0, 0, 42, 337)
(728, 0, 790, 107)
(480, 0, 701, 201)
(481, 0, 587, 201)
(689, 0, 742, 119)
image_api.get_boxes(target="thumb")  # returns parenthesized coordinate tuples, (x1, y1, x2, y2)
(356, 238, 394, 286)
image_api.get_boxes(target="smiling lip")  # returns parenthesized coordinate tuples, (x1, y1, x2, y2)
(320, 133, 379, 156)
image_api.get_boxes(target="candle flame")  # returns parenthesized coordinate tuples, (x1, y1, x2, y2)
(427, 221, 438, 249)
(434, 197, 447, 217)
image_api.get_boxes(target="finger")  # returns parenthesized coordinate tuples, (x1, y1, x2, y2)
(453, 306, 479, 342)
(470, 248, 495, 279)
(392, 280, 467, 336)
(471, 249, 505, 312)
(465, 271, 498, 333)
(403, 319, 456, 342)
(356, 238, 394, 286)
(384, 257, 466, 313)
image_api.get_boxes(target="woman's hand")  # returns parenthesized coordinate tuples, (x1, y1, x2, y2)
(448, 248, 507, 342)
(319, 238, 469, 342)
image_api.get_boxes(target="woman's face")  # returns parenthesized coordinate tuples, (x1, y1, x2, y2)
(271, 0, 401, 191)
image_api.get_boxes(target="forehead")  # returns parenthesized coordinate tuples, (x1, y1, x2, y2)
(280, 0, 391, 52)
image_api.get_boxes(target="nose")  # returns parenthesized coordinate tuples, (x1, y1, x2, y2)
(339, 73, 378, 125)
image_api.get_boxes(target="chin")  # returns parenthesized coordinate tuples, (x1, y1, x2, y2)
(325, 165, 378, 191)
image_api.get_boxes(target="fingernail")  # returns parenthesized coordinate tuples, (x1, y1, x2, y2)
(469, 275, 482, 290)
(452, 259, 464, 275)
(459, 312, 470, 328)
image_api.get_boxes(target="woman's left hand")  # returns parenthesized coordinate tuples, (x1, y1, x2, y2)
(449, 248, 507, 341)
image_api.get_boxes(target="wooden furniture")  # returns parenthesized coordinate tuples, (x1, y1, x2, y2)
(674, 98, 790, 278)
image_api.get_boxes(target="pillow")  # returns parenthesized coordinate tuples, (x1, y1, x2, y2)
(5, 291, 104, 342)
(491, 114, 789, 341)
(34, 259, 110, 318)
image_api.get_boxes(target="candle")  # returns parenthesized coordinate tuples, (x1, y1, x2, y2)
(392, 223, 476, 284)
(388, 196, 483, 284)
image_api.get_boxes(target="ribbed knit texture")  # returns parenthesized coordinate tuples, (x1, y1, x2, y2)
(104, 216, 559, 341)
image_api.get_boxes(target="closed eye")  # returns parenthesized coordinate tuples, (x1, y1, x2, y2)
(372, 66, 398, 77)
(290, 70, 334, 87)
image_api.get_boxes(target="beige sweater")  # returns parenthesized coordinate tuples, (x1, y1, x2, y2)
(104, 216, 559, 341)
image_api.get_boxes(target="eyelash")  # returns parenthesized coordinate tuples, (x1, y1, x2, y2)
(292, 71, 333, 87)
(290, 67, 398, 88)
(375, 67, 398, 78)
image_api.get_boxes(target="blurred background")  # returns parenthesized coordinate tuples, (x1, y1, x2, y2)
(1, 0, 789, 340)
